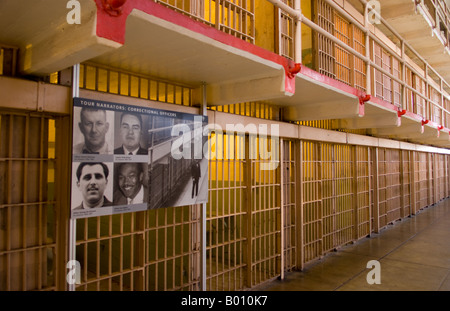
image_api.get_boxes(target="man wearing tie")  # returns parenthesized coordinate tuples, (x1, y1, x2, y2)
(114, 112, 148, 155)
(113, 162, 148, 205)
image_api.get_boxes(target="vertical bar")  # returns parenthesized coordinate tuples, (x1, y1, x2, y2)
(318, 142, 323, 258)
(365, 13, 372, 95)
(428, 153, 433, 206)
(244, 134, 252, 288)
(22, 115, 29, 290)
(216, 0, 221, 30)
(294, 0, 302, 63)
(279, 138, 285, 280)
(6, 115, 13, 291)
(353, 145, 358, 241)
(410, 151, 417, 215)
(349, 25, 355, 88)
(38, 116, 44, 290)
(372, 147, 380, 233)
(446, 155, 449, 198)
(200, 83, 207, 291)
(399, 149, 405, 219)
(433, 153, 438, 204)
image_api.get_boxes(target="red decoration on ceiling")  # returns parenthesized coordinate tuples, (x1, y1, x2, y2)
(101, 0, 127, 16)
(397, 109, 406, 117)
(359, 94, 371, 105)
(287, 63, 301, 79)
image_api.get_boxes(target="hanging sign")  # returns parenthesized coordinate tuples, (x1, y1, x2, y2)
(70, 97, 208, 219)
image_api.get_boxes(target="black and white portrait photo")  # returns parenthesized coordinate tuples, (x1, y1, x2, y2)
(114, 112, 148, 155)
(70, 98, 208, 219)
(113, 162, 148, 205)
(73, 106, 114, 155)
(71, 162, 114, 211)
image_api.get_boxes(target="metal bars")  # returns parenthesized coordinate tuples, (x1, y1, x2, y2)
(248, 135, 281, 287)
(145, 205, 202, 291)
(373, 42, 393, 105)
(278, 0, 295, 60)
(321, 143, 354, 252)
(301, 141, 322, 264)
(74, 199, 202, 291)
(209, 102, 281, 121)
(151, 0, 450, 127)
(149, 0, 450, 127)
(313, 0, 367, 91)
(281, 140, 297, 272)
(355, 146, 371, 239)
(315, 0, 336, 79)
(2, 106, 450, 290)
(334, 14, 352, 86)
(75, 213, 146, 291)
(352, 26, 367, 92)
(401, 150, 412, 218)
(79, 63, 192, 106)
(414, 152, 430, 213)
(206, 132, 246, 291)
(156, 0, 255, 43)
(384, 149, 402, 224)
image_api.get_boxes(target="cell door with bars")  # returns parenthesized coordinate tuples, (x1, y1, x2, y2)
(321, 143, 354, 252)
(0, 112, 64, 291)
(373, 43, 393, 104)
(314, 0, 336, 79)
(247, 134, 281, 287)
(414, 152, 429, 213)
(277, 0, 295, 60)
(301, 140, 322, 264)
(281, 139, 297, 272)
(355, 145, 371, 240)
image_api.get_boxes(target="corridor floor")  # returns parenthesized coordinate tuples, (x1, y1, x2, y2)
(258, 199, 450, 291)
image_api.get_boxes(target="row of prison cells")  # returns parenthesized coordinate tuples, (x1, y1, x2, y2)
(1, 105, 449, 291)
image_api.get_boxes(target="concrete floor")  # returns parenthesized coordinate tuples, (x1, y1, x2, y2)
(258, 199, 450, 291)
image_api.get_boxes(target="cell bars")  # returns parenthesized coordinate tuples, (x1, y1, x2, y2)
(156, 0, 255, 43)
(314, 0, 367, 92)
(281, 139, 297, 272)
(79, 63, 192, 106)
(207, 132, 246, 290)
(209, 102, 281, 121)
(206, 132, 282, 290)
(3, 107, 450, 291)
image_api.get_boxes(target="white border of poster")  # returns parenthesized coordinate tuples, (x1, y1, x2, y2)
(71, 97, 208, 219)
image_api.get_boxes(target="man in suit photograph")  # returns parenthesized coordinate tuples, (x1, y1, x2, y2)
(191, 160, 201, 199)
(73, 162, 112, 210)
(73, 107, 113, 154)
(113, 162, 148, 205)
(114, 112, 148, 155)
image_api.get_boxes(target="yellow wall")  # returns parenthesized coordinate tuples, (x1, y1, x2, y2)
(255, 0, 276, 52)
(302, 0, 314, 68)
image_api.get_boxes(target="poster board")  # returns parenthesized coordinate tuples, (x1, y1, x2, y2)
(70, 97, 208, 219)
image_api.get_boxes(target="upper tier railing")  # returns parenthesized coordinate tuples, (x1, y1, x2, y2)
(155, 0, 450, 128)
